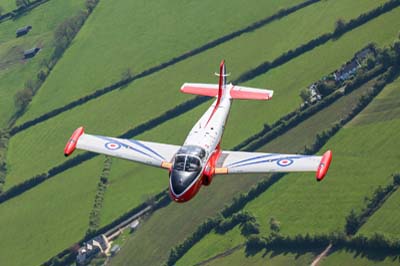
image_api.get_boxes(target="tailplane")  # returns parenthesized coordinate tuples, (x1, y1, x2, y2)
(180, 60, 273, 101)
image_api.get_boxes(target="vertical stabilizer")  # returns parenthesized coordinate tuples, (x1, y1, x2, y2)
(217, 60, 226, 106)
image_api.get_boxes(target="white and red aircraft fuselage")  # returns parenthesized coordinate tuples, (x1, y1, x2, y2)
(64, 60, 332, 203)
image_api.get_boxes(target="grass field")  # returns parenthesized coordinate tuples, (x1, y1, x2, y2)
(201, 246, 318, 266)
(17, 0, 306, 123)
(321, 249, 400, 266)
(172, 76, 379, 266)
(176, 226, 246, 266)
(6, 0, 395, 189)
(0, 0, 85, 128)
(353, 78, 400, 239)
(0, 157, 103, 266)
(0, 1, 16, 13)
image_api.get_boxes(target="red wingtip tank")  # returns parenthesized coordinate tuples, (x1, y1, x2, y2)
(64, 126, 84, 157)
(316, 150, 332, 181)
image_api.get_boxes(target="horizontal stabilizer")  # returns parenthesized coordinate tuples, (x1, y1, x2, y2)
(180, 83, 219, 97)
(230, 86, 273, 100)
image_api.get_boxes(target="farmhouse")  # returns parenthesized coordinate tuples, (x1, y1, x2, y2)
(23, 47, 40, 59)
(333, 60, 359, 81)
(16, 25, 32, 37)
(76, 235, 110, 265)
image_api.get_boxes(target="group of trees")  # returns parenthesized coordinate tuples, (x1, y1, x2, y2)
(0, 130, 10, 193)
(86, 156, 112, 236)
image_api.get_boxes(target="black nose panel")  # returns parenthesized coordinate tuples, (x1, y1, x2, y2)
(170, 169, 199, 195)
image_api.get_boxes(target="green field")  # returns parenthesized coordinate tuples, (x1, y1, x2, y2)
(0, 0, 16, 13)
(6, 0, 395, 189)
(0, 0, 85, 128)
(0, 157, 103, 266)
(173, 75, 380, 266)
(18, 0, 306, 123)
(201, 246, 318, 266)
(354, 79, 400, 239)
(176, 226, 246, 266)
(321, 249, 400, 266)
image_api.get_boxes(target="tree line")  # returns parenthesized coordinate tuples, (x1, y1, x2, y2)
(86, 156, 112, 237)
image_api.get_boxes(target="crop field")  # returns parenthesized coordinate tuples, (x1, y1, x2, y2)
(18, 0, 306, 123)
(0, 0, 85, 128)
(173, 75, 380, 266)
(0, 157, 103, 266)
(6, 0, 397, 189)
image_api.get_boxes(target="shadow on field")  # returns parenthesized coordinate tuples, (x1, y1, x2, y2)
(245, 245, 323, 260)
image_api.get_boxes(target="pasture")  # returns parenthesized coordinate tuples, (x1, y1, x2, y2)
(0, 157, 103, 266)
(0, 0, 85, 128)
(18, 0, 306, 123)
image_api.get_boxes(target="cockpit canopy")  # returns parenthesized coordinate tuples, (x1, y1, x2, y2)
(170, 146, 207, 195)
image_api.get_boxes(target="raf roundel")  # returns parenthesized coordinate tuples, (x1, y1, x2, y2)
(105, 142, 121, 150)
(277, 158, 294, 167)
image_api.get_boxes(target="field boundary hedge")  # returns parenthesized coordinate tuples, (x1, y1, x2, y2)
(345, 173, 400, 235)
(86, 156, 112, 236)
(0, 0, 50, 23)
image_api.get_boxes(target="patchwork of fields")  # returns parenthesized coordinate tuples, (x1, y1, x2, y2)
(0, 0, 399, 265)
(0, 0, 85, 128)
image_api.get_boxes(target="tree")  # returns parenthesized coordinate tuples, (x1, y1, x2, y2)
(334, 18, 346, 35)
(15, 0, 29, 8)
(85, 0, 99, 13)
(345, 209, 360, 235)
(269, 217, 281, 233)
(299, 88, 311, 102)
(393, 173, 400, 186)
(14, 88, 33, 110)
(121, 68, 133, 80)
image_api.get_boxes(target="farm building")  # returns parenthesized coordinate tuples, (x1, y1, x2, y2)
(129, 219, 140, 232)
(333, 60, 359, 81)
(110, 245, 121, 256)
(23, 47, 40, 59)
(76, 235, 110, 265)
(16, 25, 32, 37)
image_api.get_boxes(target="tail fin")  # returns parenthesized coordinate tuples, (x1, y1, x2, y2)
(216, 59, 228, 105)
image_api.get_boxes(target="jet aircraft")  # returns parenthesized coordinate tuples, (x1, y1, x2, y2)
(64, 60, 332, 203)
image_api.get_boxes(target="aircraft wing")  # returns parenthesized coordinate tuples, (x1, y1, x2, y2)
(64, 127, 179, 169)
(216, 150, 332, 181)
